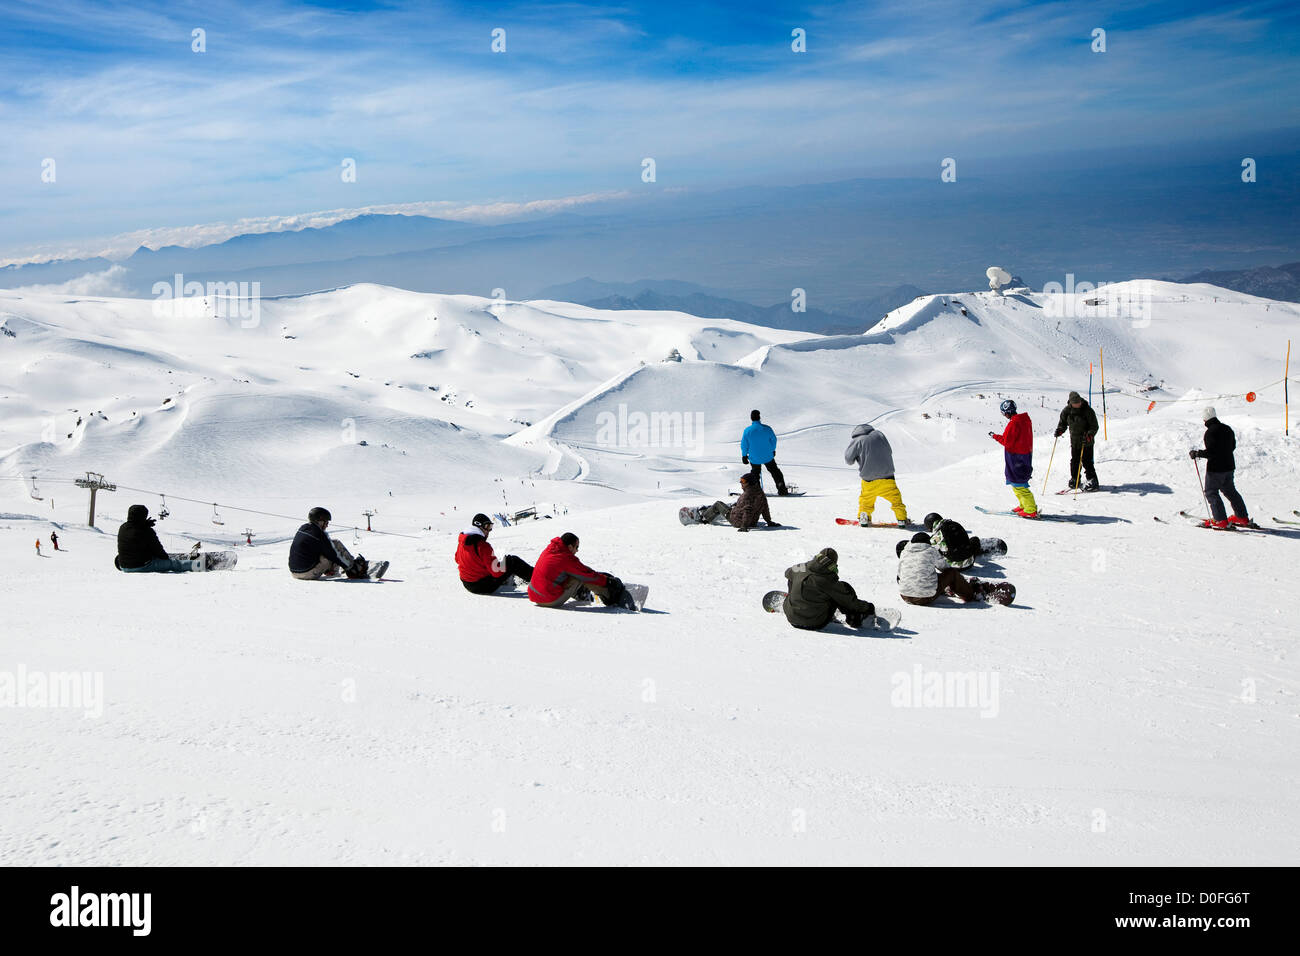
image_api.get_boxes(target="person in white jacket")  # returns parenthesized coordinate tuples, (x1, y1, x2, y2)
(897, 533, 983, 605)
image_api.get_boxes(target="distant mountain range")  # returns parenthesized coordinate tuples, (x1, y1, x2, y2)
(1176, 262, 1300, 302)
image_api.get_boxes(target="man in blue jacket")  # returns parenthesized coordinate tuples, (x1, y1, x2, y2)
(741, 410, 790, 495)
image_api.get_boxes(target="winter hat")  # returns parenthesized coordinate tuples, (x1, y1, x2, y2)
(999, 399, 1017, 415)
(1068, 391, 1082, 403)
(1202, 406, 1216, 421)
(308, 506, 331, 523)
(127, 504, 150, 522)
(910, 531, 930, 544)
(750, 409, 761, 421)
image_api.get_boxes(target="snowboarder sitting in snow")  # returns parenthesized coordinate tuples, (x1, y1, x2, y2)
(456, 513, 534, 594)
(844, 422, 909, 526)
(897, 532, 1012, 605)
(782, 547, 876, 631)
(528, 532, 636, 610)
(989, 399, 1038, 517)
(116, 504, 194, 573)
(1054, 391, 1100, 491)
(288, 507, 367, 580)
(1190, 406, 1251, 528)
(895, 512, 1004, 568)
(686, 474, 779, 531)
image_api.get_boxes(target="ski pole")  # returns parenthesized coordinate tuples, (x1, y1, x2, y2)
(1073, 445, 1085, 497)
(1193, 456, 1211, 519)
(1041, 434, 1059, 497)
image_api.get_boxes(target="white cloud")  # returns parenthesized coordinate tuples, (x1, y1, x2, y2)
(9, 264, 131, 296)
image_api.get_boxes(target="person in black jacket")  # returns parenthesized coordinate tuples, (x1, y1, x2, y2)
(1054, 391, 1100, 490)
(117, 504, 194, 573)
(782, 547, 876, 630)
(288, 507, 360, 579)
(1189, 407, 1250, 527)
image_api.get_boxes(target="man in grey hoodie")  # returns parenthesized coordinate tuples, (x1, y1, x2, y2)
(844, 423, 909, 526)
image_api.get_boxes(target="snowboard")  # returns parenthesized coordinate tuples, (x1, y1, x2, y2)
(623, 583, 649, 611)
(168, 550, 238, 571)
(974, 581, 1016, 606)
(835, 517, 904, 527)
(731, 490, 806, 497)
(760, 591, 902, 631)
(977, 536, 1008, 557)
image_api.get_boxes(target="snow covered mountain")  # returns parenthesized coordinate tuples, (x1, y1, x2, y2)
(2, 277, 1298, 865)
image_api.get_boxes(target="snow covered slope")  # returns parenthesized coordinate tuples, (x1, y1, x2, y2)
(2, 279, 1298, 866)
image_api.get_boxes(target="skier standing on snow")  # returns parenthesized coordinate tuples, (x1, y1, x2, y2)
(456, 513, 534, 593)
(990, 399, 1038, 517)
(35, 538, 41, 556)
(897, 532, 1013, 605)
(844, 422, 909, 526)
(1054, 391, 1100, 491)
(741, 410, 790, 495)
(1190, 406, 1251, 528)
(683, 474, 779, 531)
(528, 532, 636, 609)
(116, 504, 194, 573)
(288, 507, 368, 580)
(782, 547, 876, 630)
(50, 531, 59, 551)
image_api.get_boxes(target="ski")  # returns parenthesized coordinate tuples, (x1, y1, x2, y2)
(1272, 516, 1300, 526)
(973, 505, 1073, 522)
(1055, 486, 1100, 495)
(1175, 511, 1279, 534)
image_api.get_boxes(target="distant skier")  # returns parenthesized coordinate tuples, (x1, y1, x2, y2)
(844, 422, 909, 526)
(741, 410, 790, 495)
(528, 533, 636, 609)
(681, 474, 778, 531)
(989, 399, 1038, 517)
(116, 504, 194, 573)
(288, 507, 374, 580)
(897, 532, 1013, 605)
(1189, 406, 1250, 528)
(896, 512, 1005, 568)
(50, 531, 59, 551)
(456, 513, 534, 594)
(1054, 391, 1100, 490)
(35, 538, 41, 556)
(781, 547, 876, 630)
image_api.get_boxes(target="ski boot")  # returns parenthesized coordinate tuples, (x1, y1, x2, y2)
(345, 555, 371, 579)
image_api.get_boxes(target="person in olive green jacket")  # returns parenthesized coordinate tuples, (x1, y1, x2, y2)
(1054, 391, 1100, 490)
(782, 547, 876, 631)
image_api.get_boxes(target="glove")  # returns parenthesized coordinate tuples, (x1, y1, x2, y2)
(1083, 434, 1093, 444)
(1188, 449, 1199, 459)
(1054, 428, 1064, 438)
(988, 431, 995, 438)
(742, 455, 749, 465)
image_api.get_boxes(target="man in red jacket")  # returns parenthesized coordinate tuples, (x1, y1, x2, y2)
(456, 513, 534, 594)
(989, 399, 1038, 517)
(528, 532, 635, 609)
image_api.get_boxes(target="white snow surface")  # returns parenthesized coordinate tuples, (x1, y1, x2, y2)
(2, 281, 1299, 865)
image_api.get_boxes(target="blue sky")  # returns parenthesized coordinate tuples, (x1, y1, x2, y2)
(2, 0, 1298, 262)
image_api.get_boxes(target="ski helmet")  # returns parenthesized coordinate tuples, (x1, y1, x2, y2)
(308, 506, 332, 523)
(999, 399, 1017, 416)
(923, 512, 943, 532)
(472, 513, 492, 532)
